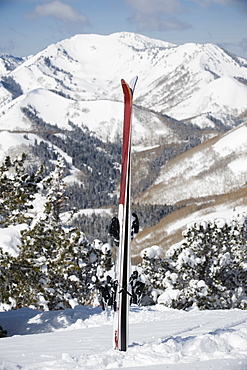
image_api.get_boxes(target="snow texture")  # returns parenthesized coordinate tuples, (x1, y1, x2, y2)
(0, 305, 246, 369)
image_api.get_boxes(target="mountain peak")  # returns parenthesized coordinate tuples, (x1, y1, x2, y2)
(110, 31, 176, 49)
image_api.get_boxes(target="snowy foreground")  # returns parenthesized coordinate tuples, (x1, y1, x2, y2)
(0, 305, 247, 370)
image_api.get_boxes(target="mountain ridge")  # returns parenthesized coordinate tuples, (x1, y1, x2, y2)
(1, 32, 247, 129)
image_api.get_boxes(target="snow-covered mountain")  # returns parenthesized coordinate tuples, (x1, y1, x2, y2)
(1, 32, 247, 134)
(1, 32, 246, 164)
(1, 32, 247, 248)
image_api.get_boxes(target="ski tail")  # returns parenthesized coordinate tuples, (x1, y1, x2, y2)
(113, 76, 137, 352)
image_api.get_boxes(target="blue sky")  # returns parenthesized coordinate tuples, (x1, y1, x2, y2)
(0, 0, 247, 58)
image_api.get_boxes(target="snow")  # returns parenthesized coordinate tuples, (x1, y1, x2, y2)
(0, 86, 175, 151)
(0, 130, 82, 184)
(168, 76, 247, 121)
(0, 305, 246, 369)
(213, 125, 247, 155)
(0, 132, 30, 161)
(228, 157, 247, 174)
(140, 245, 162, 259)
(0, 224, 27, 257)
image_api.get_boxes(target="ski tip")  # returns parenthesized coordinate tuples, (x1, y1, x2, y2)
(121, 76, 138, 96)
(129, 76, 138, 94)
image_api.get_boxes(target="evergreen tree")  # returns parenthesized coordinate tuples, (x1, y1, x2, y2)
(165, 216, 247, 309)
(0, 153, 114, 310)
(18, 156, 81, 309)
(19, 220, 81, 310)
(0, 154, 44, 310)
(0, 242, 42, 310)
(139, 246, 170, 303)
(42, 155, 69, 224)
(0, 153, 43, 227)
(18, 156, 113, 309)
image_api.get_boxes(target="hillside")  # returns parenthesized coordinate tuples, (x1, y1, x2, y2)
(132, 121, 247, 255)
(137, 121, 247, 206)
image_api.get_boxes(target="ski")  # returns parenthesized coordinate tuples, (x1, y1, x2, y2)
(113, 76, 138, 352)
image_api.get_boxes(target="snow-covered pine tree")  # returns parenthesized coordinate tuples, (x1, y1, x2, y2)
(139, 246, 170, 303)
(0, 153, 43, 227)
(165, 215, 247, 309)
(19, 220, 82, 310)
(1, 251, 42, 310)
(100, 243, 114, 276)
(226, 214, 247, 309)
(18, 155, 112, 309)
(18, 156, 82, 309)
(0, 154, 44, 309)
(0, 153, 114, 310)
(42, 155, 70, 224)
(92, 240, 114, 280)
(75, 240, 114, 306)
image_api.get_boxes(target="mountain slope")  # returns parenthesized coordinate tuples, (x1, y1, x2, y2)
(136, 121, 247, 206)
(132, 121, 247, 254)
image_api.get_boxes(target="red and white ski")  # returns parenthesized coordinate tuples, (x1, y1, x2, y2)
(113, 76, 138, 352)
